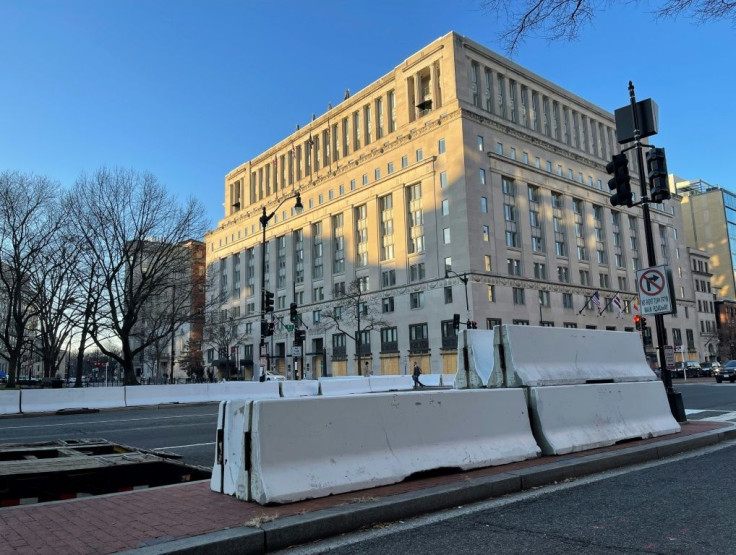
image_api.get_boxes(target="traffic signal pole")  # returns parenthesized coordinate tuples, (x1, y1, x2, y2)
(627, 82, 685, 421)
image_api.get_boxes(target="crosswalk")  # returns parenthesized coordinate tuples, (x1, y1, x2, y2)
(685, 409, 736, 422)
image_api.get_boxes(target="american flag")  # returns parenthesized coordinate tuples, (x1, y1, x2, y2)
(591, 291, 601, 312)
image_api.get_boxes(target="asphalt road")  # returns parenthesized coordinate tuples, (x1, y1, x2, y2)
(288, 441, 736, 554)
(0, 403, 219, 468)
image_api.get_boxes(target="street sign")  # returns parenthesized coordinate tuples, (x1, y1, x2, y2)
(284, 324, 294, 332)
(636, 265, 673, 315)
(292, 346, 302, 357)
(664, 345, 675, 372)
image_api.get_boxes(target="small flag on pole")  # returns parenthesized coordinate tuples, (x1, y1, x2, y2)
(612, 293, 623, 318)
(591, 291, 601, 312)
(633, 298, 639, 313)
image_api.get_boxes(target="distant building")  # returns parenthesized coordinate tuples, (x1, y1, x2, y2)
(130, 239, 205, 383)
(205, 31, 698, 376)
(675, 178, 736, 300)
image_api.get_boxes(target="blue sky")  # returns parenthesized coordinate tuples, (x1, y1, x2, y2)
(1, 0, 733, 228)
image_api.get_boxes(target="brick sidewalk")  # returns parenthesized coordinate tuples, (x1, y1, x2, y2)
(0, 420, 727, 554)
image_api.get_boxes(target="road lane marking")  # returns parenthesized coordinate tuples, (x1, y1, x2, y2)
(0, 413, 219, 431)
(154, 442, 216, 450)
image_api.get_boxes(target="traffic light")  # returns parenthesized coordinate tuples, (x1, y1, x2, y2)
(268, 321, 275, 335)
(606, 153, 633, 207)
(452, 314, 460, 331)
(295, 329, 306, 345)
(634, 315, 641, 331)
(640, 316, 647, 329)
(646, 147, 671, 203)
(290, 302, 298, 323)
(261, 319, 271, 337)
(264, 290, 275, 313)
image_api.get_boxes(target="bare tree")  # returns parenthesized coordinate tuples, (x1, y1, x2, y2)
(68, 167, 208, 385)
(320, 279, 390, 375)
(0, 171, 64, 388)
(203, 304, 251, 380)
(29, 221, 85, 379)
(480, 0, 736, 53)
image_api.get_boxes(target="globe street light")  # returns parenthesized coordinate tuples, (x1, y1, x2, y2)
(259, 192, 303, 381)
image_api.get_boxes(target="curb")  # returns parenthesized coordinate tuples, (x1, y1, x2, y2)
(125, 425, 736, 554)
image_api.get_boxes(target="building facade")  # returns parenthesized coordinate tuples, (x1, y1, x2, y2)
(131, 239, 206, 383)
(676, 178, 736, 300)
(205, 31, 699, 376)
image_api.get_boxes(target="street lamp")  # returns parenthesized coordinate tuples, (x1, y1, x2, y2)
(259, 192, 303, 380)
(445, 269, 469, 314)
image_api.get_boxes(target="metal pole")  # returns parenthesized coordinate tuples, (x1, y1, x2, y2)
(170, 283, 176, 385)
(628, 81, 684, 420)
(260, 207, 268, 382)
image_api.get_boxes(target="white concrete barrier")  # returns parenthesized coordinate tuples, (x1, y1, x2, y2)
(280, 380, 320, 398)
(418, 374, 441, 387)
(21, 387, 126, 413)
(211, 400, 251, 498)
(212, 382, 281, 401)
(454, 329, 496, 388)
(124, 382, 280, 407)
(248, 389, 540, 504)
(441, 374, 456, 388)
(528, 381, 681, 455)
(496, 325, 657, 387)
(318, 377, 371, 396)
(369, 375, 414, 392)
(0, 391, 20, 415)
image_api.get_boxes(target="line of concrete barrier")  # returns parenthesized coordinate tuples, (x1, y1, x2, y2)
(455, 329, 496, 388)
(497, 326, 657, 387)
(211, 399, 252, 499)
(280, 381, 320, 398)
(318, 377, 372, 396)
(368, 375, 414, 392)
(527, 381, 682, 455)
(244, 389, 540, 504)
(417, 374, 441, 387)
(441, 373, 456, 388)
(0, 390, 20, 415)
(20, 387, 126, 413)
(454, 325, 681, 455)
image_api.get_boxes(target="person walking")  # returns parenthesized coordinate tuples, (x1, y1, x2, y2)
(412, 361, 424, 388)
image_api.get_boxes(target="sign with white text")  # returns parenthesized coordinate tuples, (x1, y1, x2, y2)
(636, 265, 673, 315)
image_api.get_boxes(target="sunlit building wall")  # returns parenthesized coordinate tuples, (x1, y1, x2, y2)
(205, 31, 698, 376)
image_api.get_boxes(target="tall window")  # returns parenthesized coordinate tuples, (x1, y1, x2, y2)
(406, 183, 424, 254)
(376, 97, 384, 139)
(380, 194, 394, 261)
(332, 213, 344, 274)
(312, 221, 323, 279)
(355, 204, 369, 267)
(293, 229, 304, 284)
(277, 235, 287, 289)
(388, 90, 396, 132)
(470, 61, 480, 107)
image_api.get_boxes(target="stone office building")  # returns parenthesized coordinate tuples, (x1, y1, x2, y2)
(204, 31, 697, 377)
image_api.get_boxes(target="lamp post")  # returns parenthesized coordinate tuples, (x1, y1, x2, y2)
(445, 269, 469, 314)
(259, 192, 303, 380)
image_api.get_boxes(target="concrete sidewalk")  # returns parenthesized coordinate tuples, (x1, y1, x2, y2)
(1, 420, 734, 554)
